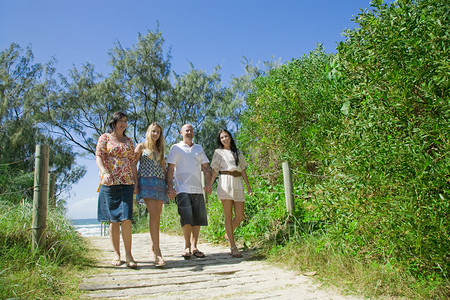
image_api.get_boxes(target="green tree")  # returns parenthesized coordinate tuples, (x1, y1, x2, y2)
(42, 63, 127, 155)
(110, 29, 172, 142)
(0, 44, 85, 203)
(229, 56, 281, 133)
(42, 30, 172, 154)
(167, 65, 233, 157)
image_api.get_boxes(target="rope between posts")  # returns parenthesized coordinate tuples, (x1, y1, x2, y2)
(252, 190, 302, 197)
(251, 169, 328, 178)
(0, 186, 33, 196)
(0, 156, 35, 167)
(291, 169, 329, 178)
(252, 169, 282, 177)
(252, 191, 284, 194)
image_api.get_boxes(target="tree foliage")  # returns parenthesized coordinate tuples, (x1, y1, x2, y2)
(167, 65, 233, 156)
(38, 30, 241, 158)
(110, 30, 172, 142)
(0, 44, 85, 203)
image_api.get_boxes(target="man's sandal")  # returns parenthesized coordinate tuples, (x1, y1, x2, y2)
(192, 250, 206, 258)
(181, 251, 191, 259)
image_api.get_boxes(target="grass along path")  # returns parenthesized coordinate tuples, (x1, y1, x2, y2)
(80, 232, 360, 299)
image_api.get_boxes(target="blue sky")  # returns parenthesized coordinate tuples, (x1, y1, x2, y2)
(1, 0, 374, 219)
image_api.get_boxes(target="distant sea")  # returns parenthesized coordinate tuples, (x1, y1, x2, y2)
(70, 218, 103, 237)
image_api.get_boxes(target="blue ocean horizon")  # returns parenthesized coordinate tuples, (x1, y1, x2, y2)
(70, 218, 103, 237)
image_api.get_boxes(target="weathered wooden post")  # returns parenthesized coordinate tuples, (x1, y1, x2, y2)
(32, 145, 49, 250)
(201, 171, 208, 204)
(48, 172, 56, 208)
(282, 161, 294, 214)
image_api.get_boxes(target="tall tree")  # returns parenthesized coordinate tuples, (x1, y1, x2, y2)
(167, 65, 233, 157)
(42, 63, 127, 155)
(229, 56, 281, 133)
(109, 29, 172, 143)
(0, 44, 85, 202)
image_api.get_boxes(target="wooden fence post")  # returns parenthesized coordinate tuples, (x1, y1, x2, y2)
(48, 172, 56, 208)
(32, 145, 49, 250)
(282, 161, 294, 214)
(101, 222, 109, 237)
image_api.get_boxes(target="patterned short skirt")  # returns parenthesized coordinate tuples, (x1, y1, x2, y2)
(136, 176, 169, 204)
(97, 184, 134, 222)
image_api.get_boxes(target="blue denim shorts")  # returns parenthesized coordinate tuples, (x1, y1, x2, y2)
(97, 184, 134, 222)
(176, 193, 208, 227)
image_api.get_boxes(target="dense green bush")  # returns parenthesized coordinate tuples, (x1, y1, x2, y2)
(331, 0, 449, 279)
(239, 0, 449, 291)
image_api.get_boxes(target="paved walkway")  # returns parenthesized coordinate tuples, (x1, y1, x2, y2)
(80, 233, 359, 299)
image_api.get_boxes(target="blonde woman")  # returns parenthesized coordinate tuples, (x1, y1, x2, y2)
(134, 123, 169, 267)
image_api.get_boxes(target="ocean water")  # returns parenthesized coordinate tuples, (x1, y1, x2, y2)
(70, 218, 104, 237)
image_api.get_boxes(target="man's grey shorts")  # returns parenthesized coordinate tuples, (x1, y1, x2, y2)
(176, 193, 208, 227)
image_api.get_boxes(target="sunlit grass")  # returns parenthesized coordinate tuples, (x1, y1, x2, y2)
(263, 232, 449, 299)
(0, 200, 95, 299)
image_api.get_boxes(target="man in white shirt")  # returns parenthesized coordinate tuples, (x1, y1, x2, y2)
(167, 124, 212, 259)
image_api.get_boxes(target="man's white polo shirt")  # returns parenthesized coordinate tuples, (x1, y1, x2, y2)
(167, 141, 209, 194)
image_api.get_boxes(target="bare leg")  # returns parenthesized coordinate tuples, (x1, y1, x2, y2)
(222, 200, 244, 257)
(232, 202, 245, 231)
(121, 220, 136, 267)
(182, 224, 192, 255)
(145, 199, 163, 255)
(221, 200, 235, 248)
(110, 222, 121, 264)
(145, 199, 164, 265)
(191, 226, 201, 251)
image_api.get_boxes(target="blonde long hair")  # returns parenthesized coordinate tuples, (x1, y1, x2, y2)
(142, 123, 165, 162)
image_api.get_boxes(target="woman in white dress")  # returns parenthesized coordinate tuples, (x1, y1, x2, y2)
(210, 129, 252, 258)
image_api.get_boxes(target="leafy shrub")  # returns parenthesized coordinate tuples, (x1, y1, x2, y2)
(238, 0, 449, 294)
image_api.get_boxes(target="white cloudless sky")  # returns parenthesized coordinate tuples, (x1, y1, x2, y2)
(1, 0, 375, 219)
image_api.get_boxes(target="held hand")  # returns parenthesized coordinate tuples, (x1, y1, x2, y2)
(247, 187, 253, 197)
(101, 173, 113, 186)
(203, 185, 212, 195)
(133, 185, 139, 195)
(167, 187, 177, 200)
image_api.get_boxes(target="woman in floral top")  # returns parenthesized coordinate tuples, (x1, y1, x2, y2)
(96, 111, 138, 268)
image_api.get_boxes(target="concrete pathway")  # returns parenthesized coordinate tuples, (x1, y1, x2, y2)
(80, 233, 360, 299)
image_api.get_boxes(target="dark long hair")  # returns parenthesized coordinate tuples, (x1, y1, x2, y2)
(217, 129, 239, 166)
(107, 111, 127, 136)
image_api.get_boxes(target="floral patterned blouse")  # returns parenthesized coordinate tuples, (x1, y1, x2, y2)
(95, 133, 136, 185)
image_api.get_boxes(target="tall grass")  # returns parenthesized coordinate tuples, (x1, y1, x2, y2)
(133, 201, 180, 235)
(0, 200, 94, 299)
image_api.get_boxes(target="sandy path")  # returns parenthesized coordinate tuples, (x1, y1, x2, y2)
(80, 232, 360, 299)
